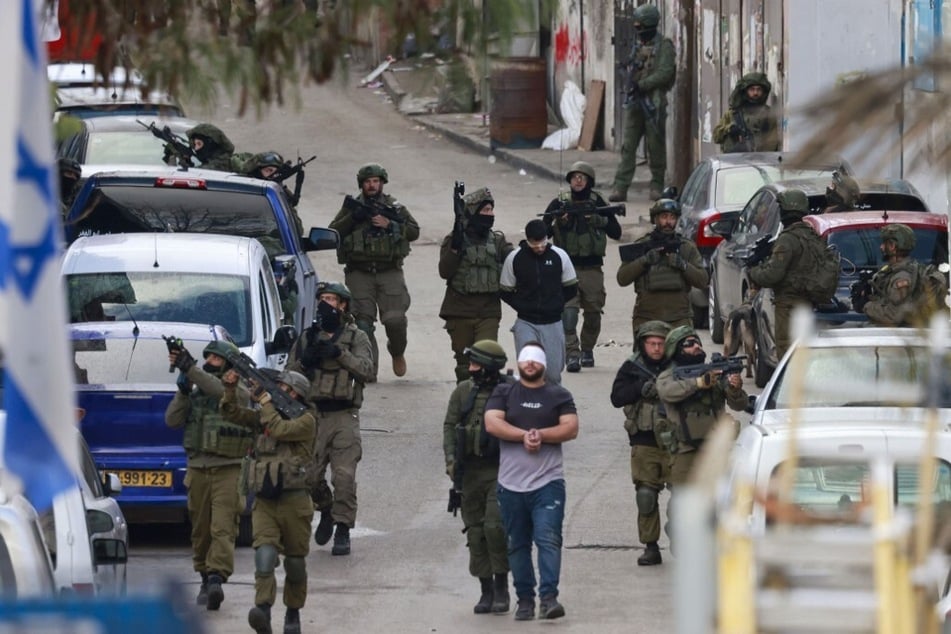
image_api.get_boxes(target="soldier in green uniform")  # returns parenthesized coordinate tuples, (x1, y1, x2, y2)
(241, 151, 305, 236)
(443, 340, 513, 614)
(286, 281, 374, 556)
(610, 320, 671, 566)
(609, 4, 675, 202)
(439, 187, 514, 383)
(857, 224, 928, 326)
(58, 157, 81, 219)
(712, 72, 781, 153)
(544, 162, 622, 371)
(165, 340, 253, 611)
(822, 172, 861, 214)
(747, 189, 822, 359)
(329, 164, 420, 378)
(655, 326, 748, 545)
(219, 370, 317, 634)
(186, 123, 236, 171)
(618, 199, 707, 339)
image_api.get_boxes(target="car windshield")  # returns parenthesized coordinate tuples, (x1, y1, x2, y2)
(72, 335, 217, 386)
(766, 345, 949, 408)
(83, 131, 174, 166)
(716, 166, 834, 207)
(67, 272, 252, 347)
(830, 227, 948, 271)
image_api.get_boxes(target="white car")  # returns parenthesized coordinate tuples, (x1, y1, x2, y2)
(0, 492, 57, 597)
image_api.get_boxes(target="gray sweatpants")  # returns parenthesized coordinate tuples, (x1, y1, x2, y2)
(510, 318, 565, 385)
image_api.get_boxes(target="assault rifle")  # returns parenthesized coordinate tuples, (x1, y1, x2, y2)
(730, 109, 756, 152)
(539, 200, 627, 218)
(850, 268, 876, 312)
(342, 195, 402, 224)
(618, 234, 681, 263)
(274, 154, 316, 206)
(162, 334, 184, 373)
(743, 235, 774, 268)
(138, 119, 195, 168)
(623, 42, 660, 131)
(448, 384, 480, 518)
(673, 353, 746, 381)
(221, 349, 308, 419)
(450, 181, 465, 250)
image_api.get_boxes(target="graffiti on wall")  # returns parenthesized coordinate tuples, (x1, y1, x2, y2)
(554, 22, 585, 67)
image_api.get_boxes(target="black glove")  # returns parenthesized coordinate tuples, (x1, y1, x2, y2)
(450, 220, 464, 251)
(627, 80, 639, 95)
(728, 123, 742, 136)
(850, 283, 869, 312)
(644, 248, 663, 266)
(176, 372, 193, 394)
(301, 338, 339, 367)
(641, 379, 658, 400)
(172, 347, 196, 372)
(447, 488, 462, 516)
(350, 205, 368, 223)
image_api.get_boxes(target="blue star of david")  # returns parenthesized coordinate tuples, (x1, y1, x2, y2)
(21, 0, 39, 68)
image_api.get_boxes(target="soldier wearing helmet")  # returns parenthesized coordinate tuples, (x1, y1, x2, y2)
(822, 172, 861, 213)
(286, 280, 373, 557)
(241, 151, 305, 237)
(219, 364, 317, 634)
(439, 187, 514, 383)
(655, 325, 748, 545)
(618, 198, 707, 338)
(185, 123, 236, 171)
(609, 3, 675, 203)
(442, 339, 515, 614)
(165, 337, 252, 612)
(542, 162, 623, 372)
(859, 224, 929, 326)
(712, 72, 781, 153)
(58, 157, 81, 216)
(747, 188, 824, 359)
(330, 163, 420, 378)
(610, 320, 672, 566)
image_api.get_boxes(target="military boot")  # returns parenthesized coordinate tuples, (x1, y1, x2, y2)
(580, 349, 594, 368)
(491, 572, 510, 613)
(473, 577, 493, 614)
(205, 573, 224, 611)
(332, 523, 351, 556)
(566, 357, 581, 373)
(608, 190, 628, 203)
(248, 603, 272, 634)
(314, 507, 334, 546)
(284, 607, 301, 634)
(196, 572, 209, 605)
(638, 541, 662, 566)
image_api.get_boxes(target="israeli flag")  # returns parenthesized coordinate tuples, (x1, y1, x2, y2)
(0, 0, 79, 511)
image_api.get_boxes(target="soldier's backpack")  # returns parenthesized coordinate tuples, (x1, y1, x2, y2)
(912, 262, 950, 318)
(794, 230, 841, 305)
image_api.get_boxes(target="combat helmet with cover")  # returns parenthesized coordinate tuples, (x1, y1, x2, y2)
(462, 187, 494, 216)
(880, 223, 916, 253)
(356, 163, 388, 186)
(464, 340, 507, 371)
(777, 188, 810, 224)
(637, 320, 671, 342)
(826, 172, 860, 208)
(186, 123, 235, 154)
(664, 325, 698, 360)
(649, 198, 681, 222)
(277, 370, 310, 399)
(632, 4, 660, 28)
(729, 72, 773, 108)
(317, 280, 352, 303)
(243, 151, 284, 176)
(565, 161, 596, 187)
(203, 340, 239, 361)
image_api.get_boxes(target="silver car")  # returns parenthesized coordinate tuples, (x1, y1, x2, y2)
(0, 494, 57, 597)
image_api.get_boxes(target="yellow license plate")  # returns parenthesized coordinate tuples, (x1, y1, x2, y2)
(114, 470, 172, 488)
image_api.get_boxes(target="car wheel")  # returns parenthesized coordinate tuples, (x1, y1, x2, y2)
(236, 513, 253, 548)
(709, 274, 724, 344)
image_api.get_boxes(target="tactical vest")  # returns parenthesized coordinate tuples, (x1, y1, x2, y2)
(557, 195, 608, 259)
(639, 258, 687, 292)
(247, 416, 318, 496)
(305, 326, 364, 408)
(871, 259, 918, 298)
(632, 40, 657, 83)
(622, 354, 663, 434)
(674, 388, 726, 448)
(449, 234, 502, 295)
(182, 390, 255, 458)
(457, 378, 512, 459)
(339, 195, 410, 264)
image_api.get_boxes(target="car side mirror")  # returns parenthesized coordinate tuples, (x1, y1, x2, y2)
(93, 538, 128, 565)
(102, 473, 122, 497)
(303, 227, 339, 252)
(266, 325, 298, 356)
(662, 185, 678, 200)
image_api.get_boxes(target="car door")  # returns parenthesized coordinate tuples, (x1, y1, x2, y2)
(257, 255, 290, 369)
(716, 189, 777, 317)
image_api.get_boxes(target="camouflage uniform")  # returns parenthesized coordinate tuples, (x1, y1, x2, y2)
(545, 162, 622, 370)
(863, 259, 920, 326)
(329, 164, 419, 376)
(439, 188, 514, 383)
(186, 123, 236, 171)
(219, 371, 317, 632)
(822, 173, 861, 214)
(712, 72, 781, 153)
(241, 151, 305, 236)
(610, 4, 676, 201)
(165, 341, 252, 608)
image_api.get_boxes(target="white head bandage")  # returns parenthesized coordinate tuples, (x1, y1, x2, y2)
(517, 345, 547, 367)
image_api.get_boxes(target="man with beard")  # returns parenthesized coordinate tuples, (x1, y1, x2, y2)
(165, 340, 253, 611)
(286, 281, 374, 556)
(499, 220, 578, 385)
(655, 326, 748, 545)
(330, 163, 420, 378)
(184, 123, 237, 171)
(610, 320, 671, 566)
(442, 340, 513, 614)
(439, 188, 514, 383)
(712, 72, 781, 153)
(544, 162, 622, 372)
(484, 342, 579, 621)
(617, 198, 707, 340)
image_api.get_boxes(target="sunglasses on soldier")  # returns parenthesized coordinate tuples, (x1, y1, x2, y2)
(679, 337, 702, 349)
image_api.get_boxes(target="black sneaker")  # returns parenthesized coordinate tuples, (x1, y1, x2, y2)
(205, 573, 224, 611)
(566, 358, 581, 373)
(314, 509, 334, 546)
(580, 350, 594, 367)
(248, 604, 272, 634)
(514, 597, 534, 621)
(538, 595, 565, 620)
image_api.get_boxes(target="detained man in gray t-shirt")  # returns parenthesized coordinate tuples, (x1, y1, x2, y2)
(484, 342, 579, 621)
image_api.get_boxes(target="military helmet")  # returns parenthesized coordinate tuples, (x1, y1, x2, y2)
(664, 325, 698, 360)
(356, 163, 388, 186)
(317, 280, 352, 302)
(565, 161, 596, 187)
(776, 189, 810, 216)
(649, 198, 682, 221)
(827, 174, 860, 207)
(245, 151, 285, 172)
(59, 157, 81, 177)
(277, 370, 310, 397)
(632, 4, 661, 28)
(187, 123, 228, 145)
(464, 339, 507, 371)
(881, 223, 916, 252)
(637, 320, 671, 341)
(203, 339, 239, 360)
(463, 187, 494, 216)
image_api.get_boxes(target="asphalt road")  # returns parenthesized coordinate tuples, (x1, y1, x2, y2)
(124, 73, 752, 634)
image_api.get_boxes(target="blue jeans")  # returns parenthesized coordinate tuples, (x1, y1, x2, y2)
(497, 479, 566, 600)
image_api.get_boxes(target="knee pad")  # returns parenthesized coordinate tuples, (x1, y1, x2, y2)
(635, 485, 658, 516)
(284, 556, 307, 584)
(562, 307, 580, 333)
(254, 544, 280, 575)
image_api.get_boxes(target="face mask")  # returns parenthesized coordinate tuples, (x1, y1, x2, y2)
(469, 214, 495, 232)
(637, 27, 657, 42)
(203, 361, 220, 374)
(60, 175, 78, 200)
(674, 349, 706, 366)
(316, 300, 341, 333)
